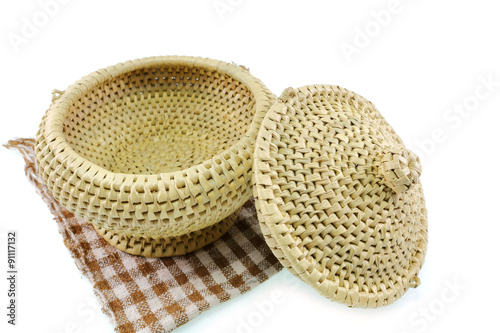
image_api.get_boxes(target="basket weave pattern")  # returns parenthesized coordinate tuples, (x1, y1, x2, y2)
(253, 85, 427, 307)
(35, 56, 275, 256)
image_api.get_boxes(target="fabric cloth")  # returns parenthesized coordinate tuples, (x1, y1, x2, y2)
(7, 138, 282, 333)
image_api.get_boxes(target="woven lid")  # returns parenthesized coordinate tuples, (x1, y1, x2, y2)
(252, 85, 427, 308)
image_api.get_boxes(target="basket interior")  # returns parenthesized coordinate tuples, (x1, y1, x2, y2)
(62, 65, 256, 174)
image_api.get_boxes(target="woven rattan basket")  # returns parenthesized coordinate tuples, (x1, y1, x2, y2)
(35, 56, 275, 257)
(253, 85, 428, 308)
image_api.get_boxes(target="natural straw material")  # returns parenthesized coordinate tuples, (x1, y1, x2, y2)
(35, 56, 275, 257)
(253, 85, 428, 308)
(7, 138, 283, 333)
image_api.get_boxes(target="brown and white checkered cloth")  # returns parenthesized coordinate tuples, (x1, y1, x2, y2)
(7, 139, 282, 333)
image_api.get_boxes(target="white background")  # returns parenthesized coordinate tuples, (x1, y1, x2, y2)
(1, 1, 499, 332)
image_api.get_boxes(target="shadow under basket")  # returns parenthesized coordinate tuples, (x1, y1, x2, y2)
(35, 56, 275, 257)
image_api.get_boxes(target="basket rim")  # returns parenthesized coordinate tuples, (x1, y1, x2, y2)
(42, 55, 272, 187)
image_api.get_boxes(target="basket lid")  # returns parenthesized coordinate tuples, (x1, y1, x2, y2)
(252, 85, 428, 308)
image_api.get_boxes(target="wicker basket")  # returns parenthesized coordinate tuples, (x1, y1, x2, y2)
(253, 85, 428, 308)
(35, 56, 275, 257)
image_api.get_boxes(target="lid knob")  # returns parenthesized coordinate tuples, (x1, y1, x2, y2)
(377, 148, 422, 194)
